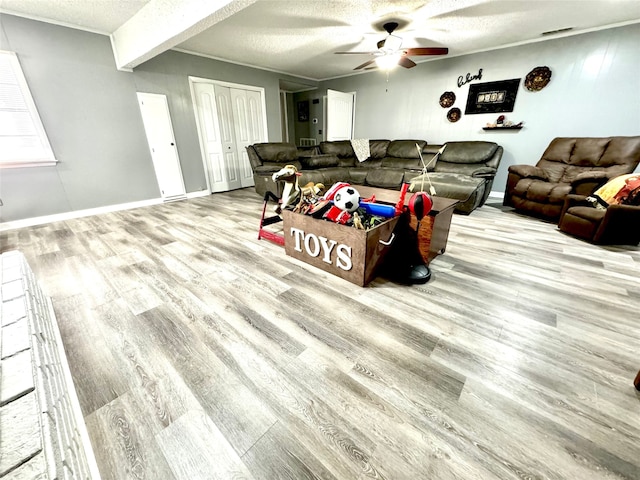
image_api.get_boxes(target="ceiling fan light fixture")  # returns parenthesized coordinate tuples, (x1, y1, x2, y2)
(375, 53, 402, 70)
(381, 34, 403, 52)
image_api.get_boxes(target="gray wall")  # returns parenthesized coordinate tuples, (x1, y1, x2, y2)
(132, 50, 306, 191)
(0, 14, 309, 223)
(0, 14, 158, 222)
(315, 24, 640, 193)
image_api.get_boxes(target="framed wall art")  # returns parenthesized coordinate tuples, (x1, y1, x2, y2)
(297, 100, 309, 122)
(464, 78, 521, 115)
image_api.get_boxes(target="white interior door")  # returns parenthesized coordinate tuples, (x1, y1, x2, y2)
(214, 85, 242, 191)
(136, 92, 186, 200)
(192, 82, 227, 192)
(326, 89, 355, 141)
(231, 88, 264, 188)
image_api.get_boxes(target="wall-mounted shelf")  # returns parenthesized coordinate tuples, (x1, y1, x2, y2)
(482, 126, 524, 131)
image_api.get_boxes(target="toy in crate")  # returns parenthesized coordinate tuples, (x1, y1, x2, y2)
(314, 181, 411, 231)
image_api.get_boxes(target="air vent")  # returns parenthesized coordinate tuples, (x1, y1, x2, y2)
(541, 27, 574, 36)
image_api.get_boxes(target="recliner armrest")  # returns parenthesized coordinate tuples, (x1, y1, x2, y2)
(246, 145, 263, 170)
(572, 171, 609, 183)
(570, 171, 610, 195)
(471, 167, 497, 178)
(508, 164, 549, 180)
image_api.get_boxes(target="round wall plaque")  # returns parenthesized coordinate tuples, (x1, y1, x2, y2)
(525, 66, 552, 91)
(439, 91, 456, 108)
(447, 107, 461, 123)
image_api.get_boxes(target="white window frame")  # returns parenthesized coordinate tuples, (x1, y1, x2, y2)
(0, 50, 56, 168)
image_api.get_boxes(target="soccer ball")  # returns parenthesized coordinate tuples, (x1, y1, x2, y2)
(333, 186, 360, 212)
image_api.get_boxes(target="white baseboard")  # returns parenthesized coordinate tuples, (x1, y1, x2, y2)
(0, 190, 210, 232)
(187, 189, 211, 199)
(0, 197, 161, 231)
(488, 190, 505, 200)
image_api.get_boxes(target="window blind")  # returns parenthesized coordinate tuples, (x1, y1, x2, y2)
(0, 50, 56, 168)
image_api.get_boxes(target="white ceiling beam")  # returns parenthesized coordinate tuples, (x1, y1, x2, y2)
(111, 0, 258, 71)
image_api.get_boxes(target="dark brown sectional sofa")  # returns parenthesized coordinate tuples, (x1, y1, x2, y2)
(247, 139, 503, 214)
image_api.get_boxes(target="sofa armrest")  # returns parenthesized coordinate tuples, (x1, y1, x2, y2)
(299, 153, 339, 169)
(570, 171, 610, 195)
(508, 164, 548, 180)
(246, 145, 263, 170)
(595, 203, 640, 244)
(471, 167, 497, 178)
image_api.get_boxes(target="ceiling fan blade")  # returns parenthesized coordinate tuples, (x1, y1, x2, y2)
(335, 51, 376, 55)
(398, 57, 417, 69)
(377, 39, 385, 49)
(403, 47, 449, 56)
(354, 59, 377, 70)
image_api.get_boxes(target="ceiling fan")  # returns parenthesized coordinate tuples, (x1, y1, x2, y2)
(335, 21, 448, 71)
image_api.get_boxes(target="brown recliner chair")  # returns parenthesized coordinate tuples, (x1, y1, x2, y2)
(504, 137, 640, 221)
(558, 194, 640, 245)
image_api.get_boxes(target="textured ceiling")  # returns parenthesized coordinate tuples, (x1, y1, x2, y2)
(0, 0, 151, 33)
(2, 0, 639, 80)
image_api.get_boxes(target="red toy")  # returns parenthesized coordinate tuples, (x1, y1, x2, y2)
(323, 205, 351, 224)
(408, 192, 433, 229)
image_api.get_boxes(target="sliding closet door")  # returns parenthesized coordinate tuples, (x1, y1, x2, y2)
(191, 78, 267, 193)
(193, 82, 237, 192)
(213, 85, 243, 191)
(230, 88, 264, 188)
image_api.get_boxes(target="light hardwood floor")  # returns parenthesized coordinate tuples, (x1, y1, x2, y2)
(2, 188, 639, 480)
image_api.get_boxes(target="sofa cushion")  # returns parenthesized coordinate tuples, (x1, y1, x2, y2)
(338, 157, 356, 168)
(369, 140, 391, 159)
(568, 138, 610, 166)
(254, 143, 299, 162)
(403, 171, 422, 184)
(387, 140, 426, 159)
(541, 138, 576, 163)
(318, 167, 351, 186)
(434, 162, 493, 177)
(536, 159, 566, 183)
(365, 168, 405, 189)
(319, 140, 354, 158)
(599, 136, 640, 167)
(299, 154, 339, 169)
(423, 144, 443, 155)
(566, 206, 607, 223)
(429, 173, 484, 199)
(560, 165, 605, 184)
(347, 168, 368, 185)
(439, 141, 499, 164)
(298, 170, 326, 187)
(381, 157, 422, 169)
(352, 158, 379, 169)
(410, 172, 486, 214)
(514, 179, 571, 204)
